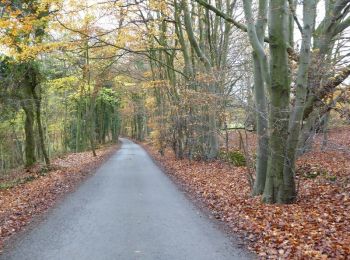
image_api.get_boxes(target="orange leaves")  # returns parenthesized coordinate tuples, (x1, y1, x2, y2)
(0, 4, 52, 60)
(144, 141, 350, 259)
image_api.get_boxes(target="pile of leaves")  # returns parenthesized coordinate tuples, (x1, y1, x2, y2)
(144, 144, 350, 259)
(0, 145, 118, 251)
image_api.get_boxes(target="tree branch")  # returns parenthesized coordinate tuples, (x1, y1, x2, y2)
(193, 0, 300, 62)
(288, 0, 303, 34)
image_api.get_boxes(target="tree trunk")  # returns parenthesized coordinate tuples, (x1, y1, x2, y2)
(22, 101, 36, 167)
(282, 0, 316, 200)
(250, 0, 269, 195)
(262, 0, 293, 204)
(88, 95, 97, 157)
(252, 54, 269, 195)
(32, 87, 50, 166)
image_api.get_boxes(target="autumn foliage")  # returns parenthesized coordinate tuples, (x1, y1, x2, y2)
(143, 128, 350, 259)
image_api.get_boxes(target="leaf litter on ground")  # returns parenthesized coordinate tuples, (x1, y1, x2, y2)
(143, 128, 350, 259)
(0, 145, 118, 252)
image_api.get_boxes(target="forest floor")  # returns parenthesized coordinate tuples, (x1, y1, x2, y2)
(143, 127, 350, 259)
(0, 145, 119, 252)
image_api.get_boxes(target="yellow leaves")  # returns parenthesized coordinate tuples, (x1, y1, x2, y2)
(38, 0, 62, 15)
(0, 2, 57, 61)
(0, 19, 12, 29)
(145, 96, 156, 109)
(21, 22, 34, 32)
(114, 75, 136, 88)
(142, 71, 153, 79)
(0, 18, 28, 37)
(68, 82, 96, 101)
(46, 76, 80, 92)
(5, 42, 63, 61)
(148, 0, 170, 15)
(114, 27, 137, 47)
(143, 80, 168, 89)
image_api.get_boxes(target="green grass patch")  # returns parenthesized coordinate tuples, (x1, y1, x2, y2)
(219, 150, 246, 166)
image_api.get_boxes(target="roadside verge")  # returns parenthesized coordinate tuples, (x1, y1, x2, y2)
(0, 144, 119, 251)
(142, 143, 350, 259)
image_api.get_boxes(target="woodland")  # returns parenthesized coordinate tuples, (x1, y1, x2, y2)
(0, 0, 349, 258)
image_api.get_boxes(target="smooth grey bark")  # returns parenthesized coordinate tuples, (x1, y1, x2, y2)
(252, 54, 269, 195)
(244, 0, 269, 196)
(302, 0, 350, 126)
(242, 0, 271, 90)
(262, 0, 292, 203)
(190, 0, 349, 204)
(182, 0, 211, 70)
(245, 0, 314, 203)
(175, 0, 193, 78)
(283, 0, 316, 197)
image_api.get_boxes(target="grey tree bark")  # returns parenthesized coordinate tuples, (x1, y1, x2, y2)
(282, 0, 316, 199)
(242, 0, 269, 196)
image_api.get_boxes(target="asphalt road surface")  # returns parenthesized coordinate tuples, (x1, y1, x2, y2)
(1, 139, 254, 260)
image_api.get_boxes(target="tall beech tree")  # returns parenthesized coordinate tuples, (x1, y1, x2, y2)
(195, 0, 350, 203)
(0, 0, 53, 167)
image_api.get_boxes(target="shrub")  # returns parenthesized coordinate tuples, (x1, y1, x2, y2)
(219, 150, 246, 166)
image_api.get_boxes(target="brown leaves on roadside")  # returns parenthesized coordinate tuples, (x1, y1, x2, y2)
(0, 145, 118, 251)
(144, 143, 350, 259)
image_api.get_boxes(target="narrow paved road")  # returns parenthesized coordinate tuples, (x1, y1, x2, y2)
(2, 139, 253, 260)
